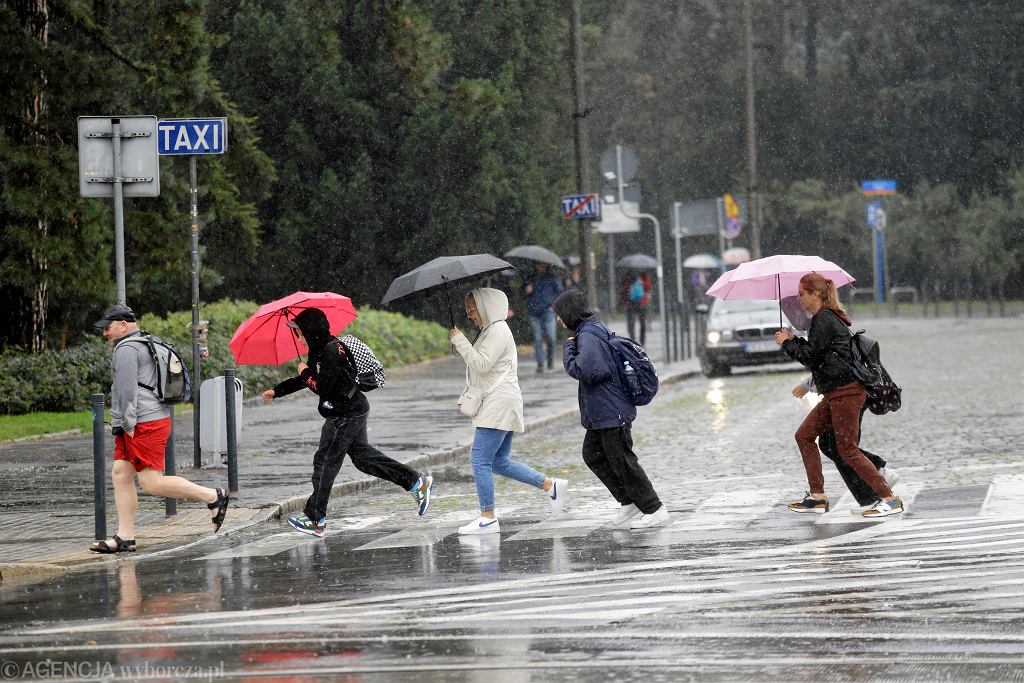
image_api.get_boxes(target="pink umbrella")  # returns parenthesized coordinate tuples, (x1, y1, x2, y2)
(705, 254, 855, 328)
(229, 291, 358, 365)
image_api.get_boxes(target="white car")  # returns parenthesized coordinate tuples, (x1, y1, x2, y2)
(699, 299, 800, 377)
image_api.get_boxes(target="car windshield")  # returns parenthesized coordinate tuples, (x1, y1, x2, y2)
(713, 299, 778, 315)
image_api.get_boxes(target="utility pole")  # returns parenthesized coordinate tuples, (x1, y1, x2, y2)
(744, 0, 762, 259)
(570, 0, 597, 310)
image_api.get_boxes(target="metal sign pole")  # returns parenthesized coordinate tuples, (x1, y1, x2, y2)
(190, 155, 203, 468)
(111, 119, 127, 305)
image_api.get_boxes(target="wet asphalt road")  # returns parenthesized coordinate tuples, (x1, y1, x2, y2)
(1, 317, 1022, 681)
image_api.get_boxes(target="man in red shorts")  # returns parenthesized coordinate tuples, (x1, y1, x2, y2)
(89, 304, 230, 553)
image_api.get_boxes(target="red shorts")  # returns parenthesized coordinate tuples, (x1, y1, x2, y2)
(114, 417, 171, 472)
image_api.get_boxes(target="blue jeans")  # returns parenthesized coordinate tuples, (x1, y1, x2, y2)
(529, 310, 557, 368)
(470, 428, 545, 512)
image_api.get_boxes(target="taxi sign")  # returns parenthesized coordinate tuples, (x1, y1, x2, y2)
(158, 118, 228, 155)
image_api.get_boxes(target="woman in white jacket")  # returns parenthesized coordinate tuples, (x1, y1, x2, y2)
(450, 287, 567, 535)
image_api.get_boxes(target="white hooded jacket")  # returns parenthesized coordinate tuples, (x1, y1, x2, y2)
(451, 287, 525, 433)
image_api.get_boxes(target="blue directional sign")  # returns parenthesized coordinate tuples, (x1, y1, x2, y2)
(561, 194, 599, 220)
(157, 118, 228, 155)
(861, 178, 897, 196)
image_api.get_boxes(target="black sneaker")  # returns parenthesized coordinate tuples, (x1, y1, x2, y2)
(787, 492, 830, 513)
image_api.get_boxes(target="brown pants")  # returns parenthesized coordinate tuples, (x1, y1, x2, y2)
(795, 382, 893, 499)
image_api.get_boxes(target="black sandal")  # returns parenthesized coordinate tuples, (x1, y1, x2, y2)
(89, 535, 136, 554)
(208, 488, 230, 532)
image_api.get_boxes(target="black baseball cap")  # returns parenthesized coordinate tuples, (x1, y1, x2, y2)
(94, 304, 137, 329)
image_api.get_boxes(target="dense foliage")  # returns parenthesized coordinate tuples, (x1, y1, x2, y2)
(2, 0, 1022, 357)
(0, 298, 449, 414)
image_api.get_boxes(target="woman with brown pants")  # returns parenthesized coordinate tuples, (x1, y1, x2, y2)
(774, 273, 904, 518)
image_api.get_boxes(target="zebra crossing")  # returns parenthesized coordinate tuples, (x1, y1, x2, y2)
(5, 472, 1021, 680)
(10, 508, 1023, 680)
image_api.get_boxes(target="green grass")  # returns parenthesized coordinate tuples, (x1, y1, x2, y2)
(0, 405, 193, 442)
(0, 410, 103, 442)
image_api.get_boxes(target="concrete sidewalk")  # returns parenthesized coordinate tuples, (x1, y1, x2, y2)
(0, 319, 698, 579)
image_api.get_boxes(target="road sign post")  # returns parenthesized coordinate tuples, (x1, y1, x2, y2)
(159, 118, 229, 467)
(862, 179, 896, 305)
(610, 144, 669, 366)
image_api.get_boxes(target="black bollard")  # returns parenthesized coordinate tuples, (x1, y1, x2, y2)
(164, 415, 176, 516)
(225, 368, 238, 492)
(92, 393, 107, 541)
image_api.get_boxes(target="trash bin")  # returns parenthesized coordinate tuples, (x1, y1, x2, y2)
(199, 376, 243, 458)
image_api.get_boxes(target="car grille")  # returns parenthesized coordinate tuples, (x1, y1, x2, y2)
(733, 326, 778, 341)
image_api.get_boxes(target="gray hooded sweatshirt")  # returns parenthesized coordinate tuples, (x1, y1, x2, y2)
(111, 329, 171, 432)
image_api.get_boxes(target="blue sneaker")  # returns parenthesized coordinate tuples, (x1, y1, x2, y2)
(287, 513, 326, 537)
(410, 475, 433, 516)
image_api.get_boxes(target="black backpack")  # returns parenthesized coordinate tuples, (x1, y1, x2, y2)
(121, 334, 192, 404)
(846, 330, 902, 415)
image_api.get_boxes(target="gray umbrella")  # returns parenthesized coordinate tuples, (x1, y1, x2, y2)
(504, 245, 566, 270)
(616, 253, 659, 270)
(381, 254, 515, 327)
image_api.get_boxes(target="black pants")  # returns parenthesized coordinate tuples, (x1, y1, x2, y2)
(818, 407, 887, 506)
(582, 425, 661, 514)
(304, 412, 419, 521)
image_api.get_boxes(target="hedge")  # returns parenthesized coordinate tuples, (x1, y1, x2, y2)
(0, 299, 450, 414)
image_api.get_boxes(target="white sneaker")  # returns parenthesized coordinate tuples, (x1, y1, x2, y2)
(629, 505, 670, 530)
(862, 497, 905, 518)
(880, 466, 900, 488)
(609, 503, 641, 528)
(548, 478, 569, 515)
(458, 516, 501, 535)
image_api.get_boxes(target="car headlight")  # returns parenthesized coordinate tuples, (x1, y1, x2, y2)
(707, 330, 721, 344)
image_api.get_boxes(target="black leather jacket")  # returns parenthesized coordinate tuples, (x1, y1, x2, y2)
(781, 308, 857, 394)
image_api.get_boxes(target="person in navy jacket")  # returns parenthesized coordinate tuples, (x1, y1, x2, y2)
(521, 262, 564, 373)
(552, 290, 669, 530)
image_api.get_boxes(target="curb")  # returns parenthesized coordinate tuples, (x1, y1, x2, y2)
(5, 428, 83, 444)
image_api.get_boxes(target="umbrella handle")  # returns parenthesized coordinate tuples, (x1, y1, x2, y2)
(443, 278, 455, 329)
(285, 310, 303, 361)
(778, 274, 783, 330)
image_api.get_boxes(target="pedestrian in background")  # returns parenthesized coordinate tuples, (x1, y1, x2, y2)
(775, 273, 904, 518)
(521, 262, 564, 373)
(450, 287, 567, 535)
(792, 377, 898, 511)
(89, 305, 229, 554)
(262, 308, 432, 537)
(620, 270, 652, 345)
(552, 289, 669, 530)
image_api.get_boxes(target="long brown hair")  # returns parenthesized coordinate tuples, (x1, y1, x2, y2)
(800, 272, 851, 325)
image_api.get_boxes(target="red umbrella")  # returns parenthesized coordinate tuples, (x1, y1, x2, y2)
(229, 291, 358, 365)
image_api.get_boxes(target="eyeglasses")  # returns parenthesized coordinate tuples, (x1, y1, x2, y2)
(465, 307, 477, 316)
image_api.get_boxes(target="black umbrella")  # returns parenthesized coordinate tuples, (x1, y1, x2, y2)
(504, 245, 566, 270)
(381, 254, 516, 327)
(616, 253, 659, 270)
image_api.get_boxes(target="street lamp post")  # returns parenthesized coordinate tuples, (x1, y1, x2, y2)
(615, 145, 669, 366)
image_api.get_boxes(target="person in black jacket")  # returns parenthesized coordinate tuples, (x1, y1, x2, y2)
(262, 308, 433, 536)
(775, 273, 904, 518)
(552, 290, 669, 530)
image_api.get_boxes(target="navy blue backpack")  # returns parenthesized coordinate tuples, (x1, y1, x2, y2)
(583, 329, 658, 406)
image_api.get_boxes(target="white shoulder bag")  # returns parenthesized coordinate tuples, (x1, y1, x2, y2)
(458, 364, 511, 417)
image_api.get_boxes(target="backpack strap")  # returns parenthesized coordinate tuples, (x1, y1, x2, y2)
(118, 334, 164, 400)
